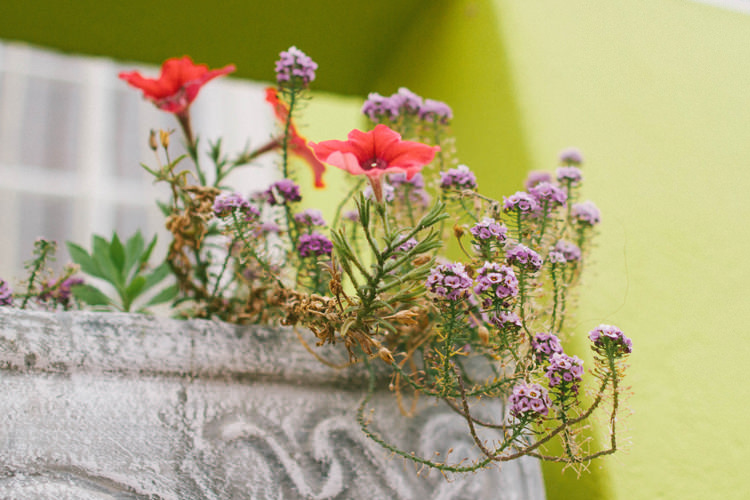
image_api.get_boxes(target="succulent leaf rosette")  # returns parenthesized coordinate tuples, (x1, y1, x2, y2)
(1, 46, 633, 475)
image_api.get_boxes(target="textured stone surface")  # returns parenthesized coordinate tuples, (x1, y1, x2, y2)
(0, 309, 546, 500)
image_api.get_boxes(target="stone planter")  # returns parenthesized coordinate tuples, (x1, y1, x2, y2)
(0, 309, 546, 500)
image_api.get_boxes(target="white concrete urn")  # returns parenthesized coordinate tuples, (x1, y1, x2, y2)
(0, 309, 546, 500)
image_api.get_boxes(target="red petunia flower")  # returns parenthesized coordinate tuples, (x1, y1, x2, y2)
(309, 124, 438, 203)
(265, 87, 327, 188)
(308, 124, 439, 181)
(119, 56, 235, 114)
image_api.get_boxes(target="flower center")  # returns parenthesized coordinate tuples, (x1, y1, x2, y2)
(363, 157, 388, 171)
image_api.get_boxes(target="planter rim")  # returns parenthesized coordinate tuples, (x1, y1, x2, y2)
(0, 309, 380, 386)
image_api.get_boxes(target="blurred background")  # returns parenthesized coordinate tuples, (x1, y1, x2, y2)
(2, 1, 749, 498)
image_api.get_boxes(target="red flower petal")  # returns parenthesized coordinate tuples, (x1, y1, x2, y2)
(119, 56, 235, 113)
(310, 124, 439, 179)
(264, 87, 326, 188)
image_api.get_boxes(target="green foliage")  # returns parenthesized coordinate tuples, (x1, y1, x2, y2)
(66, 231, 177, 313)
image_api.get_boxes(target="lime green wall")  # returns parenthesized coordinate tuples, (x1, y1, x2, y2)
(0, 0, 428, 96)
(493, 1, 750, 499)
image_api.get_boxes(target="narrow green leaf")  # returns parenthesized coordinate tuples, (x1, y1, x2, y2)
(142, 262, 172, 292)
(140, 234, 158, 266)
(124, 231, 145, 278)
(65, 242, 105, 280)
(92, 236, 123, 289)
(124, 275, 147, 301)
(145, 284, 179, 307)
(71, 284, 114, 307)
(109, 232, 126, 276)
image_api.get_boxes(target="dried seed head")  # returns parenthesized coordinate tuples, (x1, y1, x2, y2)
(378, 347, 395, 364)
(478, 325, 490, 345)
(453, 224, 465, 238)
(412, 254, 431, 267)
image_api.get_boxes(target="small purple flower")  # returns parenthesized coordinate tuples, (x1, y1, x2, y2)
(395, 237, 418, 254)
(524, 170, 552, 190)
(440, 165, 477, 190)
(39, 277, 84, 306)
(389, 172, 425, 189)
(265, 179, 302, 205)
(0, 279, 13, 306)
(547, 251, 567, 265)
(559, 147, 584, 165)
(364, 182, 395, 202)
(342, 210, 360, 222)
(297, 232, 333, 258)
(489, 310, 522, 331)
(506, 244, 543, 272)
(419, 98, 453, 124)
(293, 208, 326, 227)
(589, 324, 633, 357)
(474, 262, 518, 301)
(470, 218, 508, 243)
(529, 181, 567, 208)
(532, 333, 564, 363)
(258, 222, 281, 235)
(362, 92, 400, 122)
(503, 191, 539, 213)
(571, 201, 601, 226)
(509, 382, 551, 419)
(392, 87, 423, 114)
(425, 262, 473, 301)
(553, 240, 581, 263)
(275, 46, 317, 87)
(546, 353, 584, 392)
(556, 166, 583, 185)
(213, 192, 259, 220)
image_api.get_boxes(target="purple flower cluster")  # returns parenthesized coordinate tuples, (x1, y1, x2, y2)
(552, 240, 581, 263)
(419, 98, 453, 124)
(556, 166, 583, 185)
(425, 262, 473, 300)
(264, 179, 302, 205)
(571, 201, 601, 226)
(532, 333, 564, 363)
(293, 209, 326, 227)
(39, 277, 84, 306)
(529, 181, 567, 208)
(489, 310, 522, 331)
(503, 191, 539, 213)
(440, 164, 477, 190)
(361, 87, 453, 124)
(509, 382, 551, 419)
(470, 218, 508, 243)
(395, 237, 418, 254)
(0, 279, 13, 306)
(589, 324, 633, 357)
(297, 232, 333, 258)
(524, 170, 552, 190)
(389, 172, 431, 207)
(364, 182, 395, 203)
(545, 353, 584, 391)
(474, 262, 518, 302)
(275, 46, 317, 87)
(213, 192, 259, 220)
(506, 244, 543, 272)
(559, 147, 584, 165)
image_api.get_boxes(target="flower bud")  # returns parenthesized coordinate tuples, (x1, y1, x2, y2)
(149, 130, 158, 151)
(159, 129, 170, 149)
